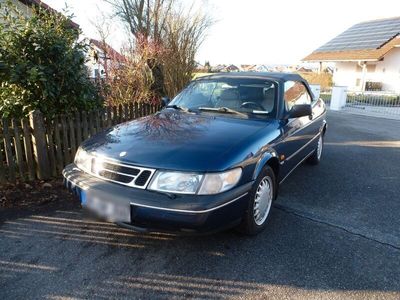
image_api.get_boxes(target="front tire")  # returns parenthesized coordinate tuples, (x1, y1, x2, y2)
(239, 166, 276, 235)
(307, 134, 324, 165)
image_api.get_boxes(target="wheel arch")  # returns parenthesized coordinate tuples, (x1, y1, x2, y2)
(322, 120, 327, 136)
(252, 150, 280, 181)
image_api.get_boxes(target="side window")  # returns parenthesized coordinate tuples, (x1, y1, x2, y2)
(284, 81, 312, 111)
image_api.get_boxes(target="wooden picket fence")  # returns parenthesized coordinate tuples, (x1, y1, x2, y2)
(0, 102, 161, 183)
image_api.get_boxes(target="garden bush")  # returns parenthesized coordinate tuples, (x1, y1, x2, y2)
(0, 2, 102, 118)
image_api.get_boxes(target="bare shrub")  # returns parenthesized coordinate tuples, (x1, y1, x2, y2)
(99, 0, 212, 104)
(299, 72, 333, 90)
(102, 35, 167, 106)
(162, 7, 211, 96)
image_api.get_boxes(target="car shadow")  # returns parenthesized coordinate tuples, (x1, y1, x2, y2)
(1, 111, 400, 298)
(0, 204, 399, 299)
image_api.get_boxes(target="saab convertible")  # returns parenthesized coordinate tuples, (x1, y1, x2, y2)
(63, 73, 327, 235)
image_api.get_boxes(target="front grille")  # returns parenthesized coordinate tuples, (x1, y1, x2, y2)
(102, 162, 140, 176)
(99, 170, 133, 183)
(135, 170, 152, 186)
(88, 157, 155, 189)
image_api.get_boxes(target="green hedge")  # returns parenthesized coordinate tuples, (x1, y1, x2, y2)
(0, 2, 102, 118)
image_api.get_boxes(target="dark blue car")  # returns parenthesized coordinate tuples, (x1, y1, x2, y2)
(63, 72, 327, 235)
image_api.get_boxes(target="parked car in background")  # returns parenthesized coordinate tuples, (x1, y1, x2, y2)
(63, 73, 327, 235)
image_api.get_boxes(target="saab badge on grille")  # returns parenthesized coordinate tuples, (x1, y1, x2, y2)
(119, 151, 127, 157)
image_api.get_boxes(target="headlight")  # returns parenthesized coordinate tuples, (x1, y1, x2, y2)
(148, 168, 242, 195)
(198, 168, 242, 195)
(148, 171, 203, 194)
(74, 148, 92, 172)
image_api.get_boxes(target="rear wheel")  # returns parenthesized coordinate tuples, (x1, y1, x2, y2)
(239, 166, 276, 235)
(307, 134, 324, 165)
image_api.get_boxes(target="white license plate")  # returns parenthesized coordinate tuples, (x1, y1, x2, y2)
(84, 193, 131, 223)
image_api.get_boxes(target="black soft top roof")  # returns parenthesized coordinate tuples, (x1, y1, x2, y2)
(197, 72, 306, 83)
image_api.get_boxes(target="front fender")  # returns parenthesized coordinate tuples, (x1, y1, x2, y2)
(252, 149, 279, 180)
(321, 119, 327, 133)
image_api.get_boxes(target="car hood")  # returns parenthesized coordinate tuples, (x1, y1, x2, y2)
(82, 110, 277, 171)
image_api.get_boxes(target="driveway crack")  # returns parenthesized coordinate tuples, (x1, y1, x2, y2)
(274, 204, 400, 251)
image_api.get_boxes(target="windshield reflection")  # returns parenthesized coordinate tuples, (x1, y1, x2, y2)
(170, 78, 277, 117)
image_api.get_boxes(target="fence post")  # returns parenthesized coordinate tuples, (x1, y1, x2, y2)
(29, 110, 51, 179)
(330, 86, 347, 111)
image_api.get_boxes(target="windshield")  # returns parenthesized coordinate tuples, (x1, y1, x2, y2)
(169, 78, 277, 117)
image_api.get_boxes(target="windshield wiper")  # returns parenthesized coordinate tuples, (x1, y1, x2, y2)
(165, 105, 189, 112)
(198, 107, 246, 117)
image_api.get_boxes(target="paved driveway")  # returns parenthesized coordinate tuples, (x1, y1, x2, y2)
(1, 111, 399, 299)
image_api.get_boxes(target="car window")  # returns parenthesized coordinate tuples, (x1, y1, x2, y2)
(284, 81, 312, 111)
(170, 78, 277, 117)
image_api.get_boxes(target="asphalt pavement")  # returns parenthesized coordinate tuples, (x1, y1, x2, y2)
(1, 110, 399, 299)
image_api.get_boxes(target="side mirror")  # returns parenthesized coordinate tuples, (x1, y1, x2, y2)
(287, 104, 312, 119)
(161, 96, 170, 108)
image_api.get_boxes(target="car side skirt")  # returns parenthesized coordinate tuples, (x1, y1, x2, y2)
(279, 149, 315, 184)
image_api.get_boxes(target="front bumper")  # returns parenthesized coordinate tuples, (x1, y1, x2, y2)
(63, 164, 253, 233)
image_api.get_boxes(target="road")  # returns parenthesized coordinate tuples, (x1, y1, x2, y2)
(1, 111, 399, 299)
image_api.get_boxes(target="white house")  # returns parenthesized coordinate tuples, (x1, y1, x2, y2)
(303, 17, 400, 92)
(1, 0, 44, 18)
(87, 39, 125, 80)
(1, 0, 79, 28)
(254, 64, 272, 72)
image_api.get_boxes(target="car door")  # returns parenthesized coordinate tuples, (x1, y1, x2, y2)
(278, 80, 318, 179)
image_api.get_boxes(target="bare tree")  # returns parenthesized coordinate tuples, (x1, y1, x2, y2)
(91, 9, 112, 44)
(90, 10, 112, 79)
(102, 0, 213, 101)
(104, 0, 174, 42)
(162, 6, 212, 96)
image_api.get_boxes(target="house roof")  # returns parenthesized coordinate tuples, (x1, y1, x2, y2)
(90, 39, 125, 61)
(226, 64, 239, 70)
(18, 0, 79, 29)
(303, 16, 400, 62)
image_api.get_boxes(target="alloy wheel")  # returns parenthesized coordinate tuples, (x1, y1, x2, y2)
(253, 176, 273, 226)
(317, 135, 323, 160)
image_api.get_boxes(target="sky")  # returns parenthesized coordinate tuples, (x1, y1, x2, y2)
(43, 0, 400, 65)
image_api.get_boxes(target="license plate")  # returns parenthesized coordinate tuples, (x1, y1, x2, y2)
(82, 191, 131, 223)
